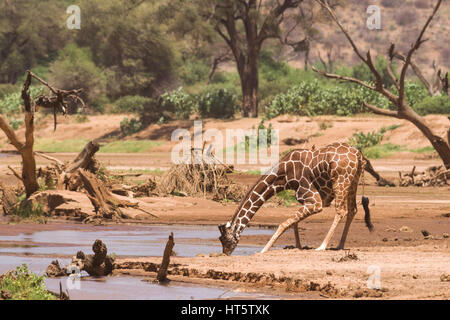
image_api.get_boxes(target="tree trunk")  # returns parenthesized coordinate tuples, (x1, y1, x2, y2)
(402, 109, 450, 169)
(239, 54, 259, 118)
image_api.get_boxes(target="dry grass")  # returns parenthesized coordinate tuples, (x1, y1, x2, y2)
(155, 156, 246, 201)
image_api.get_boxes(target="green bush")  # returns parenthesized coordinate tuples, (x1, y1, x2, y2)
(8, 118, 24, 130)
(178, 60, 209, 85)
(198, 87, 238, 118)
(0, 264, 55, 300)
(0, 84, 18, 99)
(348, 131, 384, 150)
(120, 117, 143, 136)
(113, 95, 152, 114)
(48, 43, 106, 113)
(0, 86, 43, 115)
(413, 95, 450, 115)
(158, 87, 196, 120)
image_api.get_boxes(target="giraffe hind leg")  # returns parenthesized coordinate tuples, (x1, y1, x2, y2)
(316, 180, 350, 251)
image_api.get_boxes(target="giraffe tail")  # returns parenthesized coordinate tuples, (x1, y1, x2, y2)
(360, 155, 374, 232)
(362, 196, 374, 232)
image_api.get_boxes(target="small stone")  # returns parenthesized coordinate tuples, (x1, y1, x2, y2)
(385, 228, 396, 232)
(399, 226, 412, 233)
(209, 252, 226, 257)
(412, 274, 419, 279)
(440, 274, 450, 282)
(326, 271, 333, 276)
(442, 233, 449, 239)
(353, 289, 364, 298)
(421, 230, 430, 237)
(382, 238, 388, 242)
(424, 235, 434, 240)
(196, 253, 206, 257)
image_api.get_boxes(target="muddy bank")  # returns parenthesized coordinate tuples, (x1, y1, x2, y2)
(114, 243, 450, 299)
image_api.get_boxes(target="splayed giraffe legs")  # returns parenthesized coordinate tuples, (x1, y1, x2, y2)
(316, 180, 350, 251)
(261, 190, 322, 253)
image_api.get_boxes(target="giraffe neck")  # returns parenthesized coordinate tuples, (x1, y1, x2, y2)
(229, 172, 280, 240)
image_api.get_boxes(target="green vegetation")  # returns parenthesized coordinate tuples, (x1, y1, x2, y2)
(410, 146, 436, 154)
(120, 118, 143, 136)
(98, 140, 163, 153)
(35, 139, 162, 153)
(363, 143, 405, 159)
(0, 264, 56, 300)
(275, 190, 298, 207)
(35, 138, 91, 153)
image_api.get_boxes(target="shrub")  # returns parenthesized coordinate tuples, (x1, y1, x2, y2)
(178, 60, 209, 85)
(264, 80, 390, 118)
(113, 95, 152, 114)
(48, 43, 106, 113)
(120, 117, 143, 136)
(0, 86, 43, 115)
(0, 84, 18, 99)
(348, 131, 384, 150)
(197, 87, 238, 118)
(0, 264, 55, 300)
(158, 87, 196, 120)
(9, 118, 24, 130)
(413, 95, 450, 115)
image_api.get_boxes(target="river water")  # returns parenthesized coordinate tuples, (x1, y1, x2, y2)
(0, 224, 278, 300)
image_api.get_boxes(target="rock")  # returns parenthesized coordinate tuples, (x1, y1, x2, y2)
(399, 226, 412, 233)
(196, 253, 207, 257)
(209, 252, 226, 257)
(421, 230, 430, 237)
(412, 274, 419, 279)
(385, 228, 396, 232)
(443, 233, 449, 239)
(382, 238, 388, 242)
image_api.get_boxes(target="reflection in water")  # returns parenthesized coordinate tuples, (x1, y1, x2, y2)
(0, 225, 275, 256)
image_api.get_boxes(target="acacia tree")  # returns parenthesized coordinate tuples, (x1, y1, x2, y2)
(313, 0, 450, 169)
(192, 0, 326, 117)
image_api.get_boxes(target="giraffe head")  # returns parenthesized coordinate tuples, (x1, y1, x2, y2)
(218, 221, 238, 255)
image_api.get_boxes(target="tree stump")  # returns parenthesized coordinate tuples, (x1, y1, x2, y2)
(157, 233, 175, 283)
(71, 239, 114, 277)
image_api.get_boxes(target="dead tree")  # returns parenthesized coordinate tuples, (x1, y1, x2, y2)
(0, 71, 84, 197)
(313, 0, 450, 169)
(157, 233, 175, 283)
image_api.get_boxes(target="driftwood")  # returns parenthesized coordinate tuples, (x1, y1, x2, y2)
(70, 239, 114, 277)
(157, 233, 174, 283)
(78, 169, 137, 220)
(0, 183, 18, 215)
(35, 140, 101, 191)
(399, 165, 449, 187)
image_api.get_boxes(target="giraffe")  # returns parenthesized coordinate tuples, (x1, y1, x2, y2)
(218, 142, 373, 255)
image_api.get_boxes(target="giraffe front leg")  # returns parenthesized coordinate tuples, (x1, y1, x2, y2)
(261, 217, 299, 253)
(262, 194, 322, 253)
(293, 222, 301, 249)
